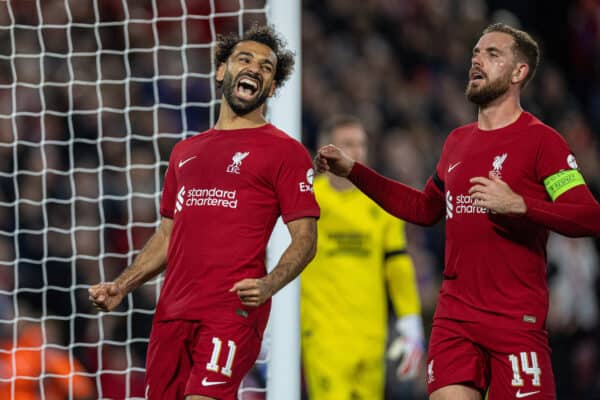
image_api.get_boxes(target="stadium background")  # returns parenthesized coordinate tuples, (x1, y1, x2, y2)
(0, 0, 598, 399)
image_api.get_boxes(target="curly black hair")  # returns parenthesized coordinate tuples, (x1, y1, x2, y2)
(215, 24, 295, 92)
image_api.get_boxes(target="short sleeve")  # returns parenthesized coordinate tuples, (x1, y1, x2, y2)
(160, 149, 178, 219)
(273, 139, 320, 223)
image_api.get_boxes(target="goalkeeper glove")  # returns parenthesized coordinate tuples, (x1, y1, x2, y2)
(386, 314, 425, 381)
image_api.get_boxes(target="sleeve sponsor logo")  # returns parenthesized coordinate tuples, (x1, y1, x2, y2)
(567, 154, 578, 169)
(299, 168, 315, 193)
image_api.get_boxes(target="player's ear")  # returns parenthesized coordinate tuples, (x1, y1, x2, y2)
(512, 62, 529, 85)
(268, 81, 277, 97)
(216, 63, 226, 86)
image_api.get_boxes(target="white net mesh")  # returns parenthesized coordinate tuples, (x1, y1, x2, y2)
(0, 1, 271, 398)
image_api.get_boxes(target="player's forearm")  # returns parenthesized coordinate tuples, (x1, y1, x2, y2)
(348, 162, 444, 226)
(115, 218, 172, 293)
(263, 219, 317, 297)
(524, 194, 600, 237)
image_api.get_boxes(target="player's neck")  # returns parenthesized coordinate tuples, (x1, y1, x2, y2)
(215, 100, 268, 130)
(477, 93, 523, 131)
(328, 173, 354, 191)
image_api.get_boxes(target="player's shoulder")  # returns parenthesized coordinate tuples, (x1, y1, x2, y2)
(260, 124, 306, 149)
(444, 121, 478, 146)
(172, 128, 214, 151)
(521, 112, 567, 144)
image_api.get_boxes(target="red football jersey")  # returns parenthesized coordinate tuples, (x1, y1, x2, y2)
(157, 124, 320, 330)
(434, 112, 578, 330)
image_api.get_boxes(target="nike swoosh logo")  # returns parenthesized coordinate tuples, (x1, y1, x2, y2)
(178, 155, 197, 168)
(516, 389, 541, 398)
(448, 162, 461, 172)
(201, 377, 227, 386)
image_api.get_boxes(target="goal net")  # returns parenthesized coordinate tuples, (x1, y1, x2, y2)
(0, 1, 285, 399)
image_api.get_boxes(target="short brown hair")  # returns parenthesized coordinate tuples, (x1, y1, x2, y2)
(483, 23, 540, 87)
(215, 24, 295, 92)
(318, 114, 365, 146)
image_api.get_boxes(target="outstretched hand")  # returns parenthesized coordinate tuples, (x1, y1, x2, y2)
(468, 172, 527, 215)
(88, 282, 125, 312)
(230, 278, 274, 307)
(314, 144, 355, 177)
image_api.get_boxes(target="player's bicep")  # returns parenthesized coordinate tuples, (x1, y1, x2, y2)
(543, 169, 587, 201)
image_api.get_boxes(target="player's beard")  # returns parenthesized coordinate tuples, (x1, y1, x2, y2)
(465, 69, 512, 106)
(222, 70, 271, 116)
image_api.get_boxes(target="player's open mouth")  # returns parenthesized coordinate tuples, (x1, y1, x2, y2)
(236, 76, 260, 100)
(469, 69, 485, 83)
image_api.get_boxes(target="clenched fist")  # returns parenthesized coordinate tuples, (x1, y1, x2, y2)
(89, 282, 125, 312)
(314, 144, 355, 177)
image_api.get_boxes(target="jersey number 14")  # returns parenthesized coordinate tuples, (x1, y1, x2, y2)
(509, 351, 541, 387)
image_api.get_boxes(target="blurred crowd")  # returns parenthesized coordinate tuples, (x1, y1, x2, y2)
(0, 0, 597, 399)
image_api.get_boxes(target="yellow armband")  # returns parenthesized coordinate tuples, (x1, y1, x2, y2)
(543, 169, 585, 201)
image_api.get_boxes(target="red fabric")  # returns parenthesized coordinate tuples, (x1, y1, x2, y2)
(524, 184, 600, 237)
(348, 162, 445, 225)
(349, 112, 598, 332)
(157, 124, 319, 327)
(427, 319, 556, 398)
(146, 319, 262, 400)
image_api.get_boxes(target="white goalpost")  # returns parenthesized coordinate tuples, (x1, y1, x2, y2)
(0, 1, 301, 399)
(265, 1, 302, 399)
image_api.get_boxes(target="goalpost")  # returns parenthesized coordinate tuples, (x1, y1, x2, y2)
(0, 1, 301, 399)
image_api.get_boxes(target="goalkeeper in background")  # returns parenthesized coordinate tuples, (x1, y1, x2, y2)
(301, 115, 424, 400)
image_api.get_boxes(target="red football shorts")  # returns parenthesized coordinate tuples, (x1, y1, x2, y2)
(426, 318, 556, 399)
(145, 318, 263, 400)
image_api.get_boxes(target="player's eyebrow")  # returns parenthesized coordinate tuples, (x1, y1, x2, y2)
(236, 51, 254, 58)
(485, 46, 502, 54)
(236, 50, 275, 67)
(472, 45, 503, 55)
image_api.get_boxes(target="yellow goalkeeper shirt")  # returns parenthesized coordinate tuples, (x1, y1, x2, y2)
(301, 175, 421, 344)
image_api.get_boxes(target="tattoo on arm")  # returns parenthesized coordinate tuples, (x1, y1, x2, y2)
(263, 217, 317, 296)
(115, 218, 172, 293)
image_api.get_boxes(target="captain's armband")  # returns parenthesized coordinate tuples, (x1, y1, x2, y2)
(543, 169, 586, 201)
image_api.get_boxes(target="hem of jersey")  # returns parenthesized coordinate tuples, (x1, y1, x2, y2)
(432, 313, 546, 333)
(282, 209, 320, 224)
(428, 377, 486, 396)
(153, 312, 268, 335)
(160, 209, 174, 219)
